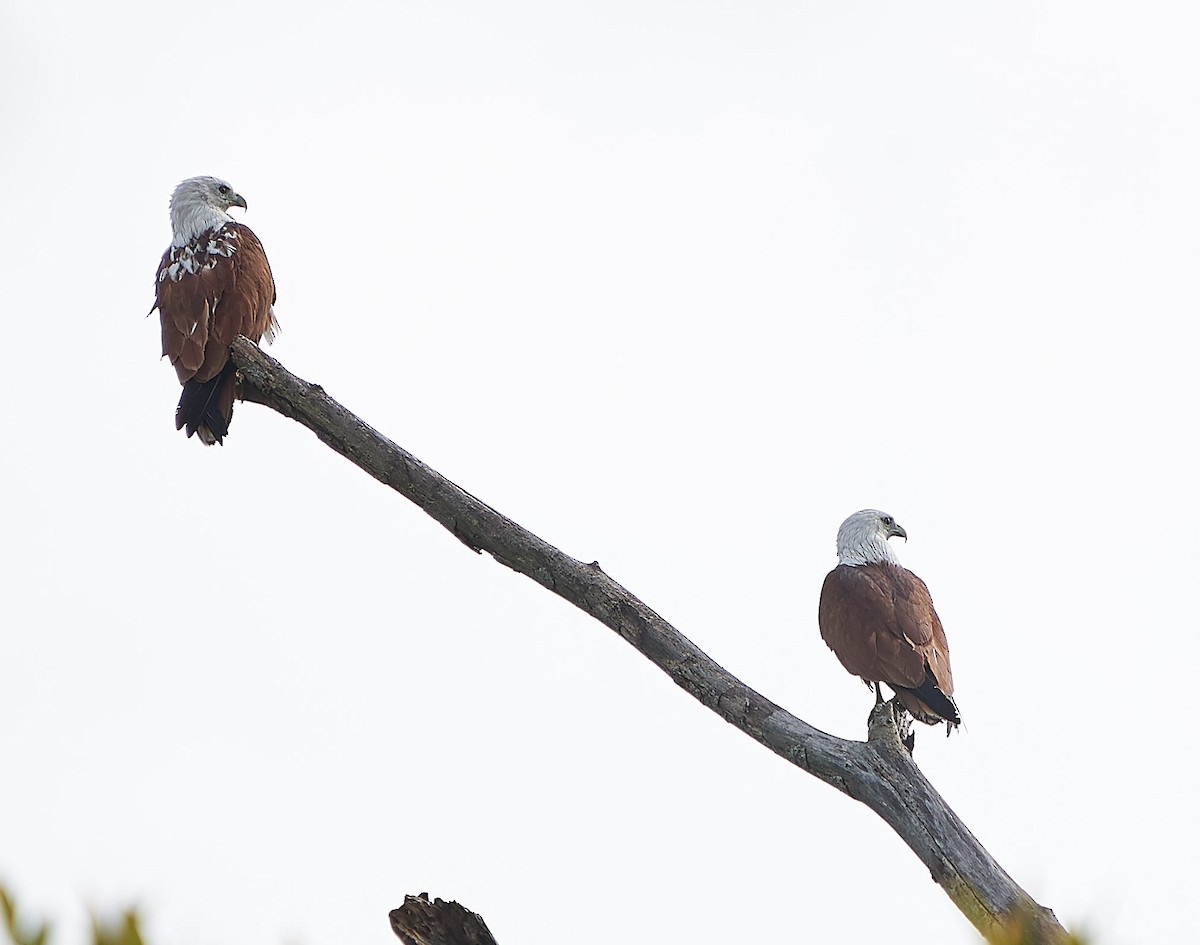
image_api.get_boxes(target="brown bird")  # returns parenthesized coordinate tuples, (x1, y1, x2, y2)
(151, 176, 278, 445)
(818, 509, 960, 733)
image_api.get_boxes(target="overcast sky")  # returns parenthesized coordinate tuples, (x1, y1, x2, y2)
(2, 2, 1197, 944)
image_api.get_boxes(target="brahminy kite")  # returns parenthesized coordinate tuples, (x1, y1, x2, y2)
(152, 176, 278, 444)
(818, 509, 960, 734)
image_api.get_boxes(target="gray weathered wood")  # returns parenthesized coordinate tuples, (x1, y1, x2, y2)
(231, 337, 1070, 944)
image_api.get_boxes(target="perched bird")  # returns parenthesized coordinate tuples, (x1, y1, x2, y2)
(818, 509, 960, 733)
(152, 176, 278, 445)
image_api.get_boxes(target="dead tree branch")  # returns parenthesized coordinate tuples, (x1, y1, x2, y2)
(231, 337, 1069, 944)
(389, 894, 499, 945)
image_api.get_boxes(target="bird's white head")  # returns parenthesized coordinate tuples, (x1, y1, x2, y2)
(835, 509, 907, 567)
(168, 176, 248, 246)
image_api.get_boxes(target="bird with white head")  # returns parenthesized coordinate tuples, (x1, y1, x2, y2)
(152, 176, 278, 445)
(818, 509, 961, 737)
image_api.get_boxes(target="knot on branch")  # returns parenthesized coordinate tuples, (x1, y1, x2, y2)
(866, 699, 914, 756)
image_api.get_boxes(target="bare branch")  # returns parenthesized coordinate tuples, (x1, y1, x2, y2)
(232, 337, 1070, 944)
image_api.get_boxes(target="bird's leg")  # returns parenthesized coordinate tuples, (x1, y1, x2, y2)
(873, 681, 884, 706)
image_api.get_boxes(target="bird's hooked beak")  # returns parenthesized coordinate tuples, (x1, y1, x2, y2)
(886, 521, 908, 542)
(230, 193, 248, 211)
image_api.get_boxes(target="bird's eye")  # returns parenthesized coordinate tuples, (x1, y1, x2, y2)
(218, 185, 229, 195)
(881, 515, 893, 526)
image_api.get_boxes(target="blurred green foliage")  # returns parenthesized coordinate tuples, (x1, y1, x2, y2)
(5, 879, 1093, 945)
(989, 903, 1090, 945)
(1, 886, 143, 945)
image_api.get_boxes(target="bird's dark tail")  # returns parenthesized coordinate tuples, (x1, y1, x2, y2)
(176, 363, 237, 446)
(896, 677, 961, 728)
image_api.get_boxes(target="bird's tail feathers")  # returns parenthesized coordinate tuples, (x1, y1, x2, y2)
(176, 364, 236, 445)
(896, 678, 961, 729)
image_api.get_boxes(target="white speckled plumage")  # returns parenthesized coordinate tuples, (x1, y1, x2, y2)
(154, 175, 277, 445)
(168, 176, 246, 246)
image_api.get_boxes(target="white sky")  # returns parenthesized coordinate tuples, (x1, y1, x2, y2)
(2, 2, 1197, 943)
